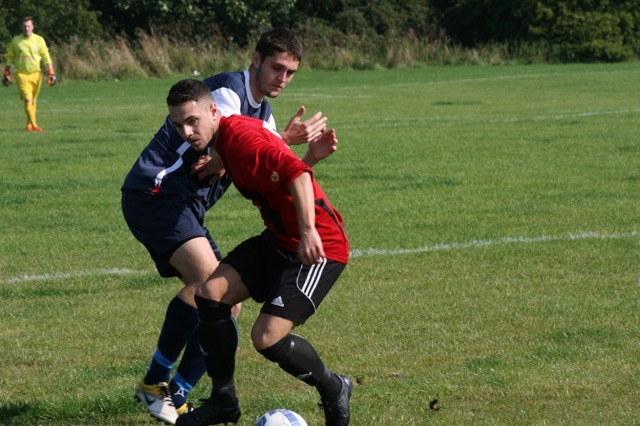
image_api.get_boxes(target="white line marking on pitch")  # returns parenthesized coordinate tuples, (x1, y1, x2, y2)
(1, 231, 636, 284)
(349, 231, 638, 258)
(504, 108, 640, 123)
(0, 268, 149, 284)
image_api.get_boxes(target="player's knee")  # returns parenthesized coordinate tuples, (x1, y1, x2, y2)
(251, 327, 269, 351)
(257, 334, 292, 363)
(251, 322, 285, 352)
(194, 295, 232, 323)
(195, 281, 221, 301)
(177, 285, 198, 306)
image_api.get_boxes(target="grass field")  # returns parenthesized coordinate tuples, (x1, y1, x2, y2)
(0, 62, 639, 425)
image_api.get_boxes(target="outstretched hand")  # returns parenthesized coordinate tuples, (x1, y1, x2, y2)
(280, 105, 328, 145)
(300, 128, 338, 167)
(306, 129, 338, 164)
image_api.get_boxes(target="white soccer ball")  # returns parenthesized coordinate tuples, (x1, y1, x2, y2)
(255, 409, 308, 426)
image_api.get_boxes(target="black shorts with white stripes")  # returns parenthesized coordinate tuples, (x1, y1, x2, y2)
(221, 230, 346, 325)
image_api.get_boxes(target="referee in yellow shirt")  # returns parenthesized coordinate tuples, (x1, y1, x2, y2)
(3, 16, 56, 131)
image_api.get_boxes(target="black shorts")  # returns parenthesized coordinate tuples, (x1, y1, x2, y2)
(121, 189, 221, 278)
(222, 231, 346, 325)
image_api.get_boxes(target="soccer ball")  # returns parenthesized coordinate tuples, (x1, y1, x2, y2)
(255, 409, 308, 426)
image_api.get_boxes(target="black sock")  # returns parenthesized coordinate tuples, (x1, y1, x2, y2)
(258, 334, 342, 399)
(194, 295, 238, 406)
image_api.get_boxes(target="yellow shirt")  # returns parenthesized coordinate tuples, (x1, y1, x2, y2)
(5, 33, 52, 74)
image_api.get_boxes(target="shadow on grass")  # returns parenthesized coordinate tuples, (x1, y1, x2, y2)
(0, 402, 31, 425)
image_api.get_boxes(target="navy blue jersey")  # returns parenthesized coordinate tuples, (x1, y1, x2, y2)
(121, 70, 275, 211)
(204, 70, 276, 127)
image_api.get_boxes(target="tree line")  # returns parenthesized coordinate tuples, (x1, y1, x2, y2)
(1, 0, 639, 64)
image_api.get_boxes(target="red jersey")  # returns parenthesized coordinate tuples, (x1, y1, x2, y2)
(216, 115, 349, 264)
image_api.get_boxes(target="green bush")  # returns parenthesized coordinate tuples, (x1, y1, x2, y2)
(530, 1, 640, 62)
(3, 0, 638, 74)
(0, 0, 102, 45)
(430, 0, 640, 62)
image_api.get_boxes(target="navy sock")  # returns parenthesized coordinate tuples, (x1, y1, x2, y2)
(258, 334, 342, 399)
(145, 350, 173, 386)
(144, 296, 199, 385)
(170, 332, 207, 407)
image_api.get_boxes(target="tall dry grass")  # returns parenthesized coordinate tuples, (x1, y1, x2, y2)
(53, 32, 251, 80)
(50, 31, 553, 81)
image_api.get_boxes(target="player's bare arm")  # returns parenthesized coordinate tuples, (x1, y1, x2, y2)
(279, 105, 328, 145)
(289, 172, 325, 265)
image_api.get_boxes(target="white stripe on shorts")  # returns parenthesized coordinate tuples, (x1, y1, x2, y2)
(298, 257, 327, 301)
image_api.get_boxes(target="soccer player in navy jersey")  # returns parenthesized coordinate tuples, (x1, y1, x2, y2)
(121, 28, 337, 424)
(167, 79, 351, 426)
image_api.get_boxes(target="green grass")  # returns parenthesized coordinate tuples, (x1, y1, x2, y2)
(0, 62, 639, 425)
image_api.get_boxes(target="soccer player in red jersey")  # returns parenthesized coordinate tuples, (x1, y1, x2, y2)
(123, 29, 338, 424)
(167, 79, 352, 426)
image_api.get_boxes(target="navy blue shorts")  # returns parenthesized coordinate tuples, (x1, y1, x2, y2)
(222, 231, 346, 325)
(121, 189, 221, 278)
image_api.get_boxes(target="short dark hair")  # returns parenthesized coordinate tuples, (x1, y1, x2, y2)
(254, 27, 303, 62)
(167, 79, 211, 107)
